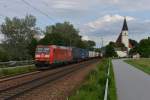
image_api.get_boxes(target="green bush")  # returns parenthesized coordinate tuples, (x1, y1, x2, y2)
(69, 59, 111, 100)
(0, 49, 9, 62)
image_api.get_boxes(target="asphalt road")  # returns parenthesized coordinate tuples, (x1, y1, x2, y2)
(112, 59, 150, 100)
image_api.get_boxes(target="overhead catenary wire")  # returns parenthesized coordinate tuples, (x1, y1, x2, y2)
(21, 0, 54, 21)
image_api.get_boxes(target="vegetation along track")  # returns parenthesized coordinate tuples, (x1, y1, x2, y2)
(0, 59, 99, 100)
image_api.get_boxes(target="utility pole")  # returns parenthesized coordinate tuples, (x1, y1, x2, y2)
(101, 37, 104, 48)
(100, 37, 104, 57)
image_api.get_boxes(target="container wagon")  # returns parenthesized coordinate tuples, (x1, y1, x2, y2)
(72, 48, 89, 62)
(89, 51, 95, 58)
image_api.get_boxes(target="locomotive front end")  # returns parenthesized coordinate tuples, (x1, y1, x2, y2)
(35, 46, 51, 68)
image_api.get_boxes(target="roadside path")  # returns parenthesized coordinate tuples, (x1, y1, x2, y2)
(112, 59, 150, 100)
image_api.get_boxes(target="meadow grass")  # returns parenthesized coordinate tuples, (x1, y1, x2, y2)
(69, 59, 117, 100)
(125, 58, 150, 74)
(0, 65, 36, 78)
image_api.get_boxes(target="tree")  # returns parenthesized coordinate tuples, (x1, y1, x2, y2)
(0, 46, 9, 61)
(128, 39, 139, 56)
(27, 38, 38, 58)
(39, 22, 80, 46)
(109, 41, 125, 48)
(104, 43, 118, 57)
(85, 40, 96, 50)
(1, 15, 38, 60)
(94, 48, 101, 52)
(138, 37, 150, 57)
(39, 22, 95, 49)
(129, 47, 139, 56)
(129, 39, 138, 48)
(109, 41, 117, 47)
(39, 32, 65, 45)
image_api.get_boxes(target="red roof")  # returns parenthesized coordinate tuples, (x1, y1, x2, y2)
(129, 42, 133, 48)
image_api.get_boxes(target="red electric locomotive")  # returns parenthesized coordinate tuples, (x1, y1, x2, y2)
(35, 45, 72, 69)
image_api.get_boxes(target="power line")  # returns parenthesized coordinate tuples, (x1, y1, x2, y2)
(21, 0, 54, 21)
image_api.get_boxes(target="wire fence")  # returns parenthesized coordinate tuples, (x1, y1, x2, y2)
(0, 60, 34, 68)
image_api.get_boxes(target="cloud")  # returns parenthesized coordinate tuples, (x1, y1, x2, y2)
(0, 0, 150, 46)
(82, 35, 89, 40)
(116, 0, 150, 11)
(80, 14, 135, 36)
(46, 0, 119, 10)
(80, 14, 149, 46)
(0, 0, 149, 25)
(86, 14, 135, 30)
(51, 0, 84, 10)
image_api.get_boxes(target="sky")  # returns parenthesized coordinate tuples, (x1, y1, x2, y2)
(0, 0, 150, 47)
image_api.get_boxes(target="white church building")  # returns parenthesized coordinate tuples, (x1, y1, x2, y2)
(115, 18, 133, 57)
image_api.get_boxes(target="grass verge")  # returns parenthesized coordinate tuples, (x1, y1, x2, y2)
(69, 59, 117, 100)
(0, 65, 37, 78)
(125, 58, 150, 74)
(108, 59, 117, 100)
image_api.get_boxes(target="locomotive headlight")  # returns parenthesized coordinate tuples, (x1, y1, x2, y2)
(35, 55, 40, 58)
(45, 55, 50, 58)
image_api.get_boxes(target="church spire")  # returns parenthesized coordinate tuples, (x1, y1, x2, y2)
(122, 17, 128, 31)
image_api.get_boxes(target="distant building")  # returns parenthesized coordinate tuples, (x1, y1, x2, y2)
(0, 30, 4, 43)
(132, 53, 140, 59)
(115, 17, 133, 57)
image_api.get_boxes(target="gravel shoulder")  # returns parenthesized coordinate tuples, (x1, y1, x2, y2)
(14, 60, 99, 100)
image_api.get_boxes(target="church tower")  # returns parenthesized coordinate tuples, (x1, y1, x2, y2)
(121, 17, 129, 49)
(115, 17, 131, 57)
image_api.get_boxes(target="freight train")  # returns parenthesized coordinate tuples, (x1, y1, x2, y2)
(35, 45, 100, 69)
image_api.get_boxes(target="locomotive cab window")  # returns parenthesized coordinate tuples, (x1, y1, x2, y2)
(36, 47, 50, 54)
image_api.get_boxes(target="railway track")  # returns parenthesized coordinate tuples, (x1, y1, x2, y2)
(0, 71, 41, 82)
(0, 59, 99, 100)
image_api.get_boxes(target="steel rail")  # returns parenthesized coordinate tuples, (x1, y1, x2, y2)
(0, 59, 99, 100)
